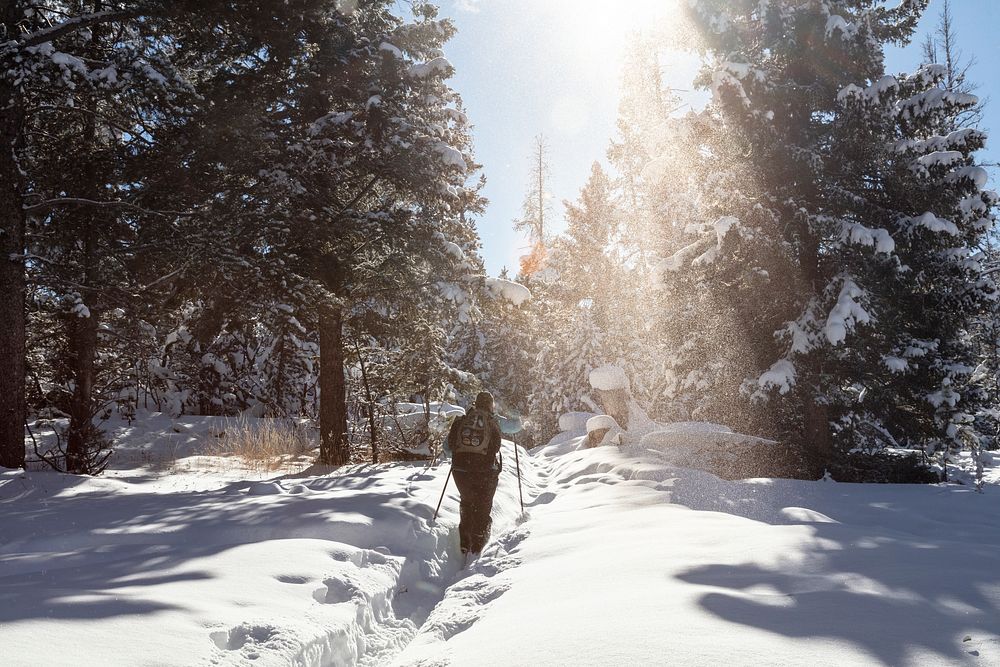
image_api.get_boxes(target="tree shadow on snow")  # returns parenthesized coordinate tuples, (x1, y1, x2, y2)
(671, 474, 1000, 665)
(0, 465, 441, 625)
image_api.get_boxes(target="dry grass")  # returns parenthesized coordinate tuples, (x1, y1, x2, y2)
(204, 417, 317, 472)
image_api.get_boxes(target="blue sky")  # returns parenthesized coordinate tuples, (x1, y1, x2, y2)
(436, 1, 1000, 276)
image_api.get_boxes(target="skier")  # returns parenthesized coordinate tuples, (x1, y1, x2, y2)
(447, 391, 503, 556)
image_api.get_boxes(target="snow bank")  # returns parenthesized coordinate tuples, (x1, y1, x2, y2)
(3, 423, 535, 667)
(585, 414, 619, 434)
(398, 441, 1000, 667)
(10, 412, 1000, 666)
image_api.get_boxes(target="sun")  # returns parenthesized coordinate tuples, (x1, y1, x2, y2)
(545, 0, 680, 56)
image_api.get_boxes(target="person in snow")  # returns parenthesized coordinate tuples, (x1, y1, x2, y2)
(447, 391, 503, 555)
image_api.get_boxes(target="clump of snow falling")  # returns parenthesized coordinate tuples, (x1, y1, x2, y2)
(485, 277, 531, 306)
(589, 364, 630, 392)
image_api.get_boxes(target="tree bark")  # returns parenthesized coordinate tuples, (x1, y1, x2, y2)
(319, 305, 349, 465)
(65, 10, 104, 474)
(0, 4, 28, 470)
(65, 311, 99, 473)
(353, 337, 378, 464)
(803, 400, 834, 475)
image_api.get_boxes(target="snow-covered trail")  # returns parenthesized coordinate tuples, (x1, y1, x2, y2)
(0, 441, 534, 667)
(396, 440, 1000, 666)
(4, 427, 1000, 666)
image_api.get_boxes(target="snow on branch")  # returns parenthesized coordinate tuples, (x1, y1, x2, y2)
(23, 197, 194, 217)
(902, 212, 959, 236)
(6, 8, 143, 51)
(825, 276, 871, 345)
(839, 221, 895, 254)
(485, 277, 530, 306)
(407, 57, 453, 79)
(757, 359, 796, 395)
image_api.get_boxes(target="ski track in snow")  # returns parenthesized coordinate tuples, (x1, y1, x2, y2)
(0, 422, 541, 667)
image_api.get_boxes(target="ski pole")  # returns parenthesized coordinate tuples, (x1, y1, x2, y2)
(513, 442, 524, 514)
(432, 464, 453, 522)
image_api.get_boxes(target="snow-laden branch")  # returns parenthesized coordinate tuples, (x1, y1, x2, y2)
(23, 197, 194, 217)
(5, 9, 144, 51)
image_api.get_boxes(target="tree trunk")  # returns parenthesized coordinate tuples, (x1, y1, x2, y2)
(65, 312, 99, 473)
(65, 20, 104, 473)
(0, 10, 27, 469)
(353, 337, 378, 464)
(803, 400, 834, 474)
(319, 305, 349, 465)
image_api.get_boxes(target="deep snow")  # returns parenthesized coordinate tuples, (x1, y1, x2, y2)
(2, 414, 999, 666)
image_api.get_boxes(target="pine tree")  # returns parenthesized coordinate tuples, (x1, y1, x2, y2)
(558, 163, 620, 330)
(242, 2, 483, 465)
(663, 0, 994, 472)
(528, 301, 606, 442)
(515, 135, 552, 277)
(1, 0, 254, 471)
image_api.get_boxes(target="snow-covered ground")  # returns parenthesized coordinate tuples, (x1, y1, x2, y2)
(3, 415, 999, 666)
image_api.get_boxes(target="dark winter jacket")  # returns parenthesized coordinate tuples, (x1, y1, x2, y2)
(447, 407, 502, 473)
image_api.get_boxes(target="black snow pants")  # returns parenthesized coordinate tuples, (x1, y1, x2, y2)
(452, 466, 500, 553)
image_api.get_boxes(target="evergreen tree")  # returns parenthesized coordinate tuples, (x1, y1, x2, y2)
(528, 301, 606, 442)
(242, 2, 483, 464)
(515, 135, 552, 277)
(661, 0, 995, 471)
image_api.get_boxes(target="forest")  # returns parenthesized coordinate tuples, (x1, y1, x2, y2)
(1, 0, 995, 484)
(2, 1, 1000, 666)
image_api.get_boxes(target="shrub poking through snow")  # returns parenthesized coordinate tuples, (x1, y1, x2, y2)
(206, 417, 315, 471)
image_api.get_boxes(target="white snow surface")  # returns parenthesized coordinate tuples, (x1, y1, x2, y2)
(4, 413, 1000, 666)
(584, 414, 619, 434)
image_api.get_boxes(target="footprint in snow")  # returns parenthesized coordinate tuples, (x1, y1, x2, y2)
(529, 491, 556, 507)
(313, 577, 361, 604)
(210, 623, 277, 651)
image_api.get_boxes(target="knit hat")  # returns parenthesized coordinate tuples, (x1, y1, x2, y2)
(474, 391, 495, 412)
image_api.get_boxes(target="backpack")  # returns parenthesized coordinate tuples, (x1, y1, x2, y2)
(453, 407, 490, 456)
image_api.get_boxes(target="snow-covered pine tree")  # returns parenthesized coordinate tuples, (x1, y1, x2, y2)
(664, 0, 995, 472)
(448, 266, 535, 424)
(4, 1, 237, 472)
(919, 0, 997, 473)
(246, 1, 483, 465)
(528, 300, 607, 443)
(558, 163, 621, 331)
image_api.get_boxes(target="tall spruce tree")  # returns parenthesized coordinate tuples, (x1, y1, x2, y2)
(659, 0, 995, 471)
(243, 1, 482, 465)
